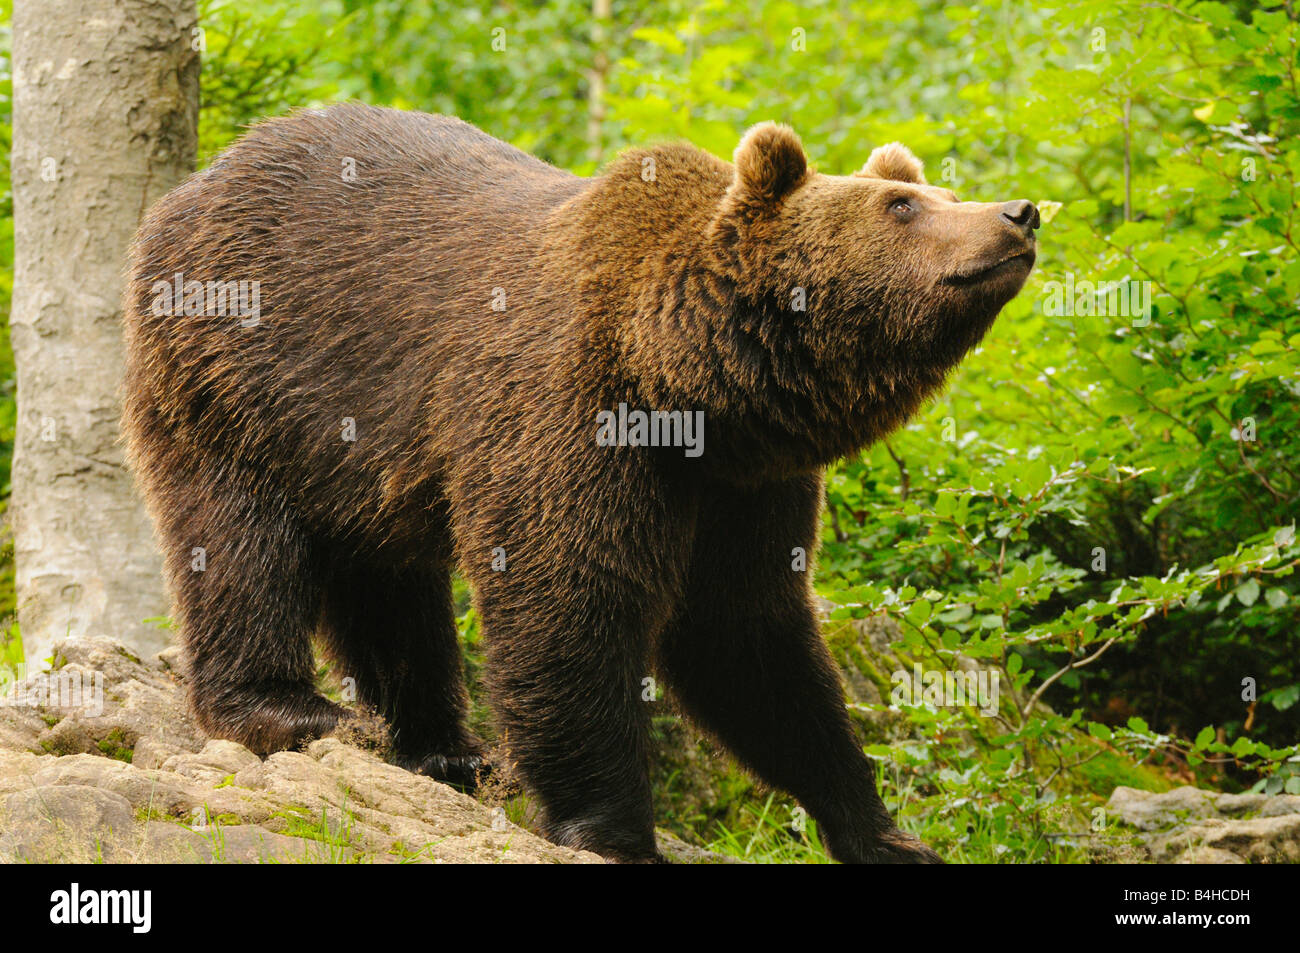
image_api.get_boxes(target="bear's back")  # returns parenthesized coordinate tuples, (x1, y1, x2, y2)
(122, 106, 590, 544)
(140, 104, 579, 272)
(207, 103, 567, 195)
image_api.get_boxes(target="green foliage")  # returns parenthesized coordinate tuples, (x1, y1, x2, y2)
(813, 0, 1300, 856)
(196, 0, 352, 161)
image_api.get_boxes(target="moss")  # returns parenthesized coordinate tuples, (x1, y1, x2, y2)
(847, 645, 894, 696)
(275, 807, 357, 860)
(114, 645, 142, 665)
(270, 805, 337, 839)
(96, 727, 134, 763)
(650, 714, 756, 846)
(278, 803, 317, 820)
(97, 741, 133, 763)
(215, 773, 236, 789)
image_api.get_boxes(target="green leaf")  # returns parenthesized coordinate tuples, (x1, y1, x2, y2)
(906, 599, 933, 626)
(1270, 684, 1300, 712)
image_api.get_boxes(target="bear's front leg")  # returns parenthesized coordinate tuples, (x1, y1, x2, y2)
(455, 458, 694, 863)
(657, 473, 943, 864)
(473, 566, 670, 861)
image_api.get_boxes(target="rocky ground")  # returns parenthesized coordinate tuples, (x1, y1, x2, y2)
(0, 638, 608, 863)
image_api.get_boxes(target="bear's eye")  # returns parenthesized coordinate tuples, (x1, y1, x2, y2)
(888, 198, 915, 219)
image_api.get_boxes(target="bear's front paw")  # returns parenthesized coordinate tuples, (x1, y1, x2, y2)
(824, 825, 946, 864)
(870, 828, 945, 864)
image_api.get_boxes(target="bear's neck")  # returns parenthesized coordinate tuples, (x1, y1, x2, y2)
(624, 261, 948, 479)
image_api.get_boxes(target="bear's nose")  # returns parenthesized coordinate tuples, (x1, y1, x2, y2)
(1000, 200, 1040, 233)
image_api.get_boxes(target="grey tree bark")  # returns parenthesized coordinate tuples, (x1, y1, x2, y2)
(9, 0, 199, 666)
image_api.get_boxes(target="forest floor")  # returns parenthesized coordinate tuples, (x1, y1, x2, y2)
(0, 635, 1295, 863)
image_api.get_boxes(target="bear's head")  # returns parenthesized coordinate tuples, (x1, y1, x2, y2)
(691, 122, 1039, 470)
(717, 122, 1037, 363)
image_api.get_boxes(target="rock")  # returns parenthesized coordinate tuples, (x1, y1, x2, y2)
(33, 754, 196, 817)
(1191, 815, 1300, 863)
(0, 705, 47, 753)
(657, 829, 741, 864)
(0, 749, 49, 795)
(53, 637, 155, 686)
(1259, 795, 1300, 818)
(1175, 846, 1246, 864)
(1214, 792, 1272, 816)
(1104, 784, 1300, 863)
(131, 821, 214, 863)
(38, 718, 98, 756)
(6, 636, 206, 758)
(133, 736, 185, 770)
(93, 676, 206, 752)
(156, 644, 185, 675)
(168, 739, 261, 785)
(208, 825, 336, 864)
(0, 784, 135, 862)
(1107, 786, 1219, 831)
(1150, 815, 1300, 864)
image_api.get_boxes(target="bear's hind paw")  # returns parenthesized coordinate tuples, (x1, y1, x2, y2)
(395, 751, 490, 793)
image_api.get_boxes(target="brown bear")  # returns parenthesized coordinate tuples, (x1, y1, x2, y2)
(122, 104, 1038, 863)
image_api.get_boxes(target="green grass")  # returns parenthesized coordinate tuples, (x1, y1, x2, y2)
(705, 793, 833, 863)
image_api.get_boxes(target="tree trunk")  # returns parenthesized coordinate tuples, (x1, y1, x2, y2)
(586, 0, 612, 165)
(9, 0, 199, 666)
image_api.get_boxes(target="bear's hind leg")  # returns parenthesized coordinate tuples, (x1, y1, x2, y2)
(319, 562, 484, 789)
(151, 461, 344, 756)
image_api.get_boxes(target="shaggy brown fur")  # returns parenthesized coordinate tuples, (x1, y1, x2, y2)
(122, 104, 1038, 863)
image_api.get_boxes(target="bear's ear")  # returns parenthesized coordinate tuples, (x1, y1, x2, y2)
(855, 142, 926, 184)
(727, 122, 809, 211)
